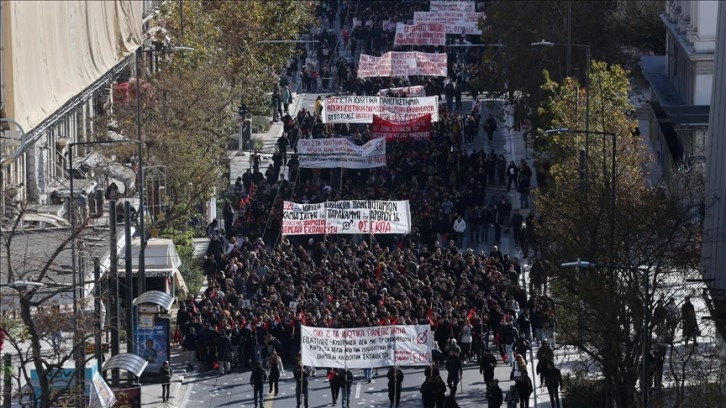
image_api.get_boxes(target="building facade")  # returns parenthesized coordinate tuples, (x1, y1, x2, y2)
(0, 0, 163, 224)
(641, 0, 718, 186)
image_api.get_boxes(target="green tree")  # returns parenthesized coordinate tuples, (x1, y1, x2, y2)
(533, 61, 702, 408)
(112, 1, 315, 231)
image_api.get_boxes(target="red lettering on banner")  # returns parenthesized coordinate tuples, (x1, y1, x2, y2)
(370, 221, 392, 233)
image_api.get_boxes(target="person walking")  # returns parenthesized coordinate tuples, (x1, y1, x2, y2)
(420, 375, 437, 408)
(486, 379, 504, 408)
(387, 365, 404, 408)
(452, 215, 466, 248)
(515, 371, 534, 408)
(250, 361, 267, 408)
(268, 351, 283, 395)
(160, 361, 173, 403)
(216, 330, 233, 376)
(681, 296, 699, 345)
(338, 368, 354, 408)
(432, 374, 447, 408)
(294, 363, 311, 408)
(445, 349, 463, 397)
(479, 349, 497, 388)
(363, 366, 373, 383)
(483, 114, 497, 141)
(327, 368, 339, 405)
(182, 327, 199, 370)
(544, 363, 563, 408)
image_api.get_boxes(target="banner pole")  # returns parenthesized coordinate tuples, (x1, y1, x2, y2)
(368, 200, 373, 247)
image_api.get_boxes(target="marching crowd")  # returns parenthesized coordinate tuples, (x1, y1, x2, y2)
(174, 1, 564, 407)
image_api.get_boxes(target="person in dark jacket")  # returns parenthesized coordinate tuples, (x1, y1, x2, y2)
(250, 361, 266, 408)
(420, 375, 437, 408)
(268, 352, 282, 395)
(160, 361, 173, 402)
(431, 374, 447, 408)
(216, 331, 233, 376)
(479, 349, 497, 387)
(294, 363, 311, 408)
(515, 371, 534, 408)
(338, 368, 354, 408)
(387, 365, 404, 408)
(544, 363, 564, 408)
(445, 350, 463, 397)
(486, 379, 504, 408)
(182, 327, 199, 370)
(327, 368, 339, 405)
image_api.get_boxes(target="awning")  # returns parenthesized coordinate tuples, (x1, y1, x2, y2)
(133, 290, 175, 311)
(118, 238, 182, 277)
(102, 353, 149, 378)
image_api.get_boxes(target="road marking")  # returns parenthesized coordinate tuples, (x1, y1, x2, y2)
(264, 390, 276, 408)
(355, 382, 362, 399)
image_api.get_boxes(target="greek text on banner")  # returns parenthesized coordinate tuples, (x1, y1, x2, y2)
(357, 52, 447, 78)
(300, 325, 432, 369)
(282, 200, 411, 235)
(321, 95, 439, 124)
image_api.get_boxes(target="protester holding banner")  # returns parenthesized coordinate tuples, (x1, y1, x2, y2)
(387, 365, 405, 408)
(294, 362, 311, 408)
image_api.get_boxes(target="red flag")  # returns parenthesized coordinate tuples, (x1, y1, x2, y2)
(263, 322, 269, 332)
(391, 316, 399, 325)
(427, 308, 436, 326)
(375, 264, 383, 281)
(298, 311, 308, 325)
(467, 307, 476, 321)
(379, 294, 385, 305)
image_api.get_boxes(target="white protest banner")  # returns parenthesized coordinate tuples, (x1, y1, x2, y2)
(413, 11, 484, 35)
(321, 95, 439, 124)
(368, 200, 411, 234)
(357, 52, 447, 78)
(300, 325, 432, 369)
(394, 22, 446, 46)
(429, 0, 476, 12)
(298, 139, 386, 169)
(281, 202, 332, 235)
(377, 85, 426, 97)
(281, 200, 412, 235)
(297, 138, 365, 155)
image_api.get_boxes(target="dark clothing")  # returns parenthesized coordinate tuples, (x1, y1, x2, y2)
(338, 370, 354, 407)
(479, 353, 497, 386)
(486, 383, 504, 408)
(160, 365, 172, 401)
(515, 375, 533, 408)
(544, 367, 563, 408)
(294, 366, 310, 408)
(250, 365, 266, 407)
(387, 367, 404, 408)
(445, 355, 463, 397)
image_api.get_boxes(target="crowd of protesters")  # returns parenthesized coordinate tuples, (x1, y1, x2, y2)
(176, 1, 560, 407)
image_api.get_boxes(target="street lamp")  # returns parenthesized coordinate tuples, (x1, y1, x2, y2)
(68, 139, 139, 407)
(561, 260, 651, 407)
(546, 128, 616, 265)
(532, 40, 591, 181)
(133, 45, 193, 296)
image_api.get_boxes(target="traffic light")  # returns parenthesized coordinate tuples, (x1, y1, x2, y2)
(238, 103, 248, 117)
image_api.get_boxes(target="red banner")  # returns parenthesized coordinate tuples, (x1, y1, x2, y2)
(371, 114, 432, 141)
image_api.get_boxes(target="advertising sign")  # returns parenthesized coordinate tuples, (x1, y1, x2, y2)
(357, 52, 447, 78)
(413, 11, 484, 35)
(297, 138, 386, 169)
(282, 200, 411, 235)
(321, 95, 439, 124)
(371, 114, 432, 141)
(393, 23, 446, 46)
(135, 316, 170, 376)
(300, 325, 432, 369)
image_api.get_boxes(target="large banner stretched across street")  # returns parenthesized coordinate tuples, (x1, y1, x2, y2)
(371, 114, 432, 141)
(413, 11, 484, 35)
(393, 22, 446, 46)
(321, 95, 439, 124)
(357, 52, 447, 78)
(282, 200, 411, 235)
(297, 138, 387, 169)
(300, 325, 432, 369)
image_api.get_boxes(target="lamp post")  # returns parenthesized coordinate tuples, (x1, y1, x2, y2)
(68, 139, 139, 406)
(133, 45, 193, 297)
(561, 260, 651, 407)
(546, 128, 616, 265)
(532, 40, 591, 182)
